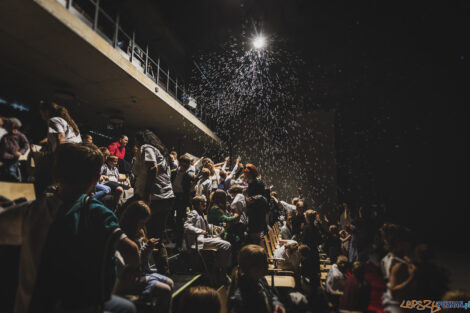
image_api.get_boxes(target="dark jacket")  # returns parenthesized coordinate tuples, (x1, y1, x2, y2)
(229, 276, 283, 313)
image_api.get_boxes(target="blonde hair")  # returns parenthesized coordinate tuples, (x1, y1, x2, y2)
(177, 286, 221, 313)
(305, 209, 317, 224)
(229, 244, 268, 298)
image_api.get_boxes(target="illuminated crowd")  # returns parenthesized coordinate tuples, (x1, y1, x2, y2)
(0, 102, 467, 313)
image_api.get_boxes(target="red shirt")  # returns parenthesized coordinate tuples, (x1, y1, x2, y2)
(108, 141, 125, 159)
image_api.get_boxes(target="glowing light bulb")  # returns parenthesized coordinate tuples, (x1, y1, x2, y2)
(252, 36, 266, 49)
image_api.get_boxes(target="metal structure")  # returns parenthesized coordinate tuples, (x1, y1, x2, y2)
(60, 0, 188, 107)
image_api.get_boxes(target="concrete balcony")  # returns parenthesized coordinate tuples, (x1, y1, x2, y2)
(0, 0, 221, 152)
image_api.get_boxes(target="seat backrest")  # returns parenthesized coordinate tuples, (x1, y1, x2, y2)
(267, 229, 277, 252)
(263, 235, 273, 259)
(217, 285, 228, 313)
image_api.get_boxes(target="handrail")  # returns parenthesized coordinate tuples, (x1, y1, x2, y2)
(57, 0, 201, 116)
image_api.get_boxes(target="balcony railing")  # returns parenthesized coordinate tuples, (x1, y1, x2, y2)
(57, 0, 193, 112)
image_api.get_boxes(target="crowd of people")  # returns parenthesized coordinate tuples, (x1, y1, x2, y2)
(0, 102, 468, 313)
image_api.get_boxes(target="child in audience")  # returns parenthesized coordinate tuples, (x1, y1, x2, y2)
(101, 155, 133, 208)
(228, 244, 286, 313)
(0, 143, 139, 313)
(177, 286, 222, 313)
(207, 189, 239, 226)
(0, 117, 29, 182)
(184, 196, 232, 271)
(116, 200, 174, 313)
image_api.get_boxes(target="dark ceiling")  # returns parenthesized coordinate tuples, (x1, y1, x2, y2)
(102, 0, 467, 239)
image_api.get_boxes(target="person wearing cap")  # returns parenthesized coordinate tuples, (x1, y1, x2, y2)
(0, 117, 29, 182)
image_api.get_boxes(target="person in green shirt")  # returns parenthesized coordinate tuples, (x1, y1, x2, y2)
(207, 189, 239, 225)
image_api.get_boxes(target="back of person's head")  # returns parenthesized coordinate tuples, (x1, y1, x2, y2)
(99, 146, 110, 159)
(39, 100, 79, 135)
(352, 261, 366, 285)
(296, 200, 305, 211)
(329, 224, 338, 234)
(191, 196, 206, 210)
(219, 170, 227, 179)
(5, 117, 22, 130)
(119, 200, 151, 240)
(442, 290, 470, 313)
(178, 286, 221, 313)
(238, 244, 267, 274)
(53, 143, 103, 188)
(336, 255, 348, 265)
(228, 185, 243, 195)
(305, 209, 317, 224)
(135, 129, 169, 160)
(292, 197, 300, 206)
(201, 167, 211, 179)
(298, 244, 311, 259)
(211, 189, 227, 208)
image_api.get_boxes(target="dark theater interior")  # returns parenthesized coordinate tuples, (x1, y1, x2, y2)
(0, 0, 466, 313)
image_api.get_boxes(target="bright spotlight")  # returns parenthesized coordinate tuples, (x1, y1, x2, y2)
(252, 35, 266, 49)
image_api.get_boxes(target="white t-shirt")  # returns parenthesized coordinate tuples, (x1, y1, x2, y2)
(134, 144, 174, 200)
(326, 263, 346, 294)
(48, 117, 82, 151)
(195, 178, 211, 199)
(280, 201, 296, 216)
(230, 193, 247, 224)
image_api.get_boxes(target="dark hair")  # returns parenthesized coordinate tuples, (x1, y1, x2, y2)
(53, 143, 103, 186)
(177, 286, 221, 313)
(210, 189, 227, 211)
(352, 261, 367, 287)
(228, 185, 243, 195)
(119, 134, 128, 140)
(191, 196, 206, 210)
(119, 200, 151, 240)
(298, 244, 311, 257)
(229, 244, 267, 298)
(40, 100, 80, 136)
(200, 168, 211, 178)
(135, 129, 170, 163)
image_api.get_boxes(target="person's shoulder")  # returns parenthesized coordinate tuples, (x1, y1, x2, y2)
(87, 197, 116, 217)
(49, 116, 66, 124)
